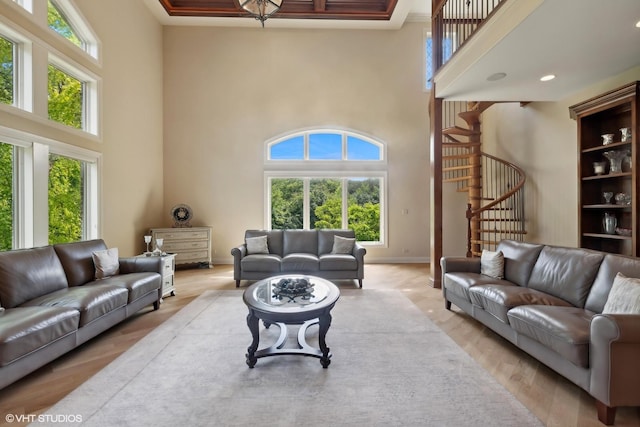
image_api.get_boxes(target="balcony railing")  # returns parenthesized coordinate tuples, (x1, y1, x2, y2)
(432, 0, 507, 75)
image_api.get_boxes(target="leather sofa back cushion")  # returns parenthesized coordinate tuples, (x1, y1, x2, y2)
(283, 230, 318, 255)
(54, 239, 108, 287)
(0, 246, 69, 308)
(318, 229, 356, 255)
(497, 240, 544, 286)
(527, 246, 604, 308)
(586, 253, 640, 313)
(245, 230, 283, 256)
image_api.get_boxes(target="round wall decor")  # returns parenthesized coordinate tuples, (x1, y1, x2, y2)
(170, 204, 193, 227)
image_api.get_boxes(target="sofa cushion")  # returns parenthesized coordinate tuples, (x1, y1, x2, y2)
(241, 254, 282, 273)
(319, 254, 358, 271)
(21, 285, 128, 327)
(0, 246, 69, 308)
(283, 230, 318, 256)
(0, 306, 79, 367)
(318, 229, 356, 255)
(586, 253, 640, 313)
(602, 273, 640, 314)
(443, 273, 515, 303)
(92, 247, 120, 279)
(481, 249, 504, 279)
(496, 240, 544, 286)
(245, 230, 283, 256)
(281, 253, 319, 272)
(54, 239, 109, 287)
(469, 285, 572, 323)
(527, 246, 604, 308)
(246, 236, 269, 255)
(90, 273, 161, 303)
(507, 305, 594, 368)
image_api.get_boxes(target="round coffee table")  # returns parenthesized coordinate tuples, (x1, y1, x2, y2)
(243, 275, 340, 368)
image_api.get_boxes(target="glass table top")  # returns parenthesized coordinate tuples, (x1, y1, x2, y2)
(244, 275, 339, 313)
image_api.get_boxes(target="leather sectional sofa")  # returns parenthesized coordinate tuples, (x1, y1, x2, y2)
(231, 229, 366, 287)
(441, 240, 640, 425)
(0, 239, 162, 390)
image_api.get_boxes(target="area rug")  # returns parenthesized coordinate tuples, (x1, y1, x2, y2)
(34, 289, 542, 427)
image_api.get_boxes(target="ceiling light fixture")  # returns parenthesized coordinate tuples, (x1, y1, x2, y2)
(540, 74, 556, 82)
(487, 72, 507, 82)
(239, 0, 283, 27)
(636, 20, 640, 28)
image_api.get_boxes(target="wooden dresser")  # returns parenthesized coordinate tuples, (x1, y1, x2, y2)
(150, 226, 212, 267)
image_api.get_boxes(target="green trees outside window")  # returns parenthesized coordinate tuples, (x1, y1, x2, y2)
(270, 177, 381, 242)
(0, 36, 13, 106)
(0, 143, 13, 250)
(48, 154, 83, 244)
(48, 0, 83, 48)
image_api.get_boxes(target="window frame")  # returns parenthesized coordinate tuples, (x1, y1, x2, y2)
(265, 128, 388, 247)
(47, 0, 100, 60)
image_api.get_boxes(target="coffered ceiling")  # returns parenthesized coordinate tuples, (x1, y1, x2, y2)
(158, 0, 398, 21)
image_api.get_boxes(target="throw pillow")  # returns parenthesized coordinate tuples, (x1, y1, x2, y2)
(92, 247, 120, 280)
(332, 235, 355, 254)
(480, 249, 504, 279)
(246, 235, 269, 255)
(603, 272, 640, 314)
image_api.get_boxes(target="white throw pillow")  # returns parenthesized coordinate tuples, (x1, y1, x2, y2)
(92, 247, 120, 280)
(603, 272, 640, 314)
(332, 235, 355, 254)
(480, 249, 504, 279)
(246, 235, 269, 255)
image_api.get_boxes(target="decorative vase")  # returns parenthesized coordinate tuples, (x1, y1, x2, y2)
(620, 127, 632, 142)
(601, 133, 615, 145)
(603, 150, 628, 174)
(603, 213, 617, 235)
(593, 161, 606, 175)
(603, 192, 613, 204)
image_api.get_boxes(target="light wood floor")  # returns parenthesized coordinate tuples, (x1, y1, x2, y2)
(0, 264, 639, 427)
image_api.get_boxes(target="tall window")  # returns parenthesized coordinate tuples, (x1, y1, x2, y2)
(0, 142, 13, 250)
(48, 154, 84, 244)
(266, 129, 386, 244)
(48, 64, 83, 129)
(0, 35, 14, 106)
(425, 35, 454, 90)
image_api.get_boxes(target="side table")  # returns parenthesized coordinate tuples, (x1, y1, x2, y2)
(137, 253, 176, 299)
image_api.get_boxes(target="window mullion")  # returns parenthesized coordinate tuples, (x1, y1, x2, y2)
(303, 178, 310, 229)
(342, 178, 348, 229)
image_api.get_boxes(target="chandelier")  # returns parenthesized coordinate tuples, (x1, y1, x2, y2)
(239, 0, 283, 27)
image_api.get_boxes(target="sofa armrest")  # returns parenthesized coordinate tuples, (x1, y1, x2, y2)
(440, 256, 481, 274)
(231, 244, 247, 282)
(119, 256, 162, 275)
(352, 243, 366, 261)
(589, 313, 640, 407)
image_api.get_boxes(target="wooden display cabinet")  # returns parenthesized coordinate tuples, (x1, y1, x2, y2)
(570, 81, 639, 256)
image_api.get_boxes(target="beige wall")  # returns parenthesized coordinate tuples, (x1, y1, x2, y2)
(162, 23, 431, 263)
(456, 67, 640, 251)
(76, 1, 165, 255)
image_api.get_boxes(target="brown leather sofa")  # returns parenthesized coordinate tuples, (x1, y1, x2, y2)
(441, 240, 640, 425)
(0, 239, 162, 390)
(231, 229, 366, 288)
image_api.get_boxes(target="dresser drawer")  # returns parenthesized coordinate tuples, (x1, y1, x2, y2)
(176, 250, 210, 263)
(163, 240, 209, 251)
(154, 230, 209, 241)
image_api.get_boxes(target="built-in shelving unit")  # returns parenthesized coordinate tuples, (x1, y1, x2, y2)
(570, 81, 639, 256)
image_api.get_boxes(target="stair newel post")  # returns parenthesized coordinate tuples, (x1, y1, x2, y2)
(468, 113, 482, 256)
(466, 203, 473, 257)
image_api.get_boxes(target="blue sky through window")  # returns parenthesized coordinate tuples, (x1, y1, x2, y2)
(269, 131, 382, 161)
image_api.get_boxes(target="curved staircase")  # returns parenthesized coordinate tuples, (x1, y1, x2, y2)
(442, 101, 526, 257)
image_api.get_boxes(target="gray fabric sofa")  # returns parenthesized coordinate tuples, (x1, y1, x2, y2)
(231, 229, 366, 288)
(0, 239, 162, 390)
(441, 240, 640, 425)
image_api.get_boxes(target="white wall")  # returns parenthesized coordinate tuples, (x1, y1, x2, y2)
(77, 0, 165, 255)
(475, 67, 640, 247)
(162, 23, 431, 263)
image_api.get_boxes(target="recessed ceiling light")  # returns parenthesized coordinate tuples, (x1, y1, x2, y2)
(636, 20, 640, 28)
(540, 74, 556, 82)
(487, 72, 507, 82)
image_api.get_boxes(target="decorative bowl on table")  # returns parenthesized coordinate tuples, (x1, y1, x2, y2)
(272, 277, 315, 301)
(615, 227, 632, 237)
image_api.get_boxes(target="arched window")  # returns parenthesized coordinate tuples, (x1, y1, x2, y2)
(265, 129, 386, 245)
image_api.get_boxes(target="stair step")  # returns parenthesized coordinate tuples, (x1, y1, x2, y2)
(442, 126, 480, 137)
(475, 218, 521, 222)
(442, 142, 481, 148)
(477, 229, 527, 234)
(443, 164, 473, 172)
(443, 153, 481, 161)
(458, 110, 482, 128)
(444, 175, 473, 183)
